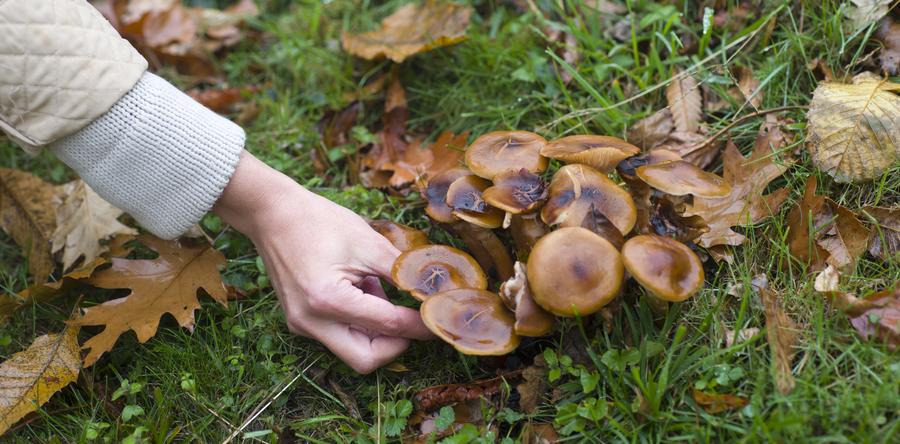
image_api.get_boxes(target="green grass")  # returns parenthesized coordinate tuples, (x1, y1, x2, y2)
(1, 0, 899, 442)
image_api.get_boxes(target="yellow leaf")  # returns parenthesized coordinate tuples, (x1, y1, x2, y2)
(51, 180, 137, 272)
(807, 73, 900, 183)
(0, 168, 60, 284)
(0, 326, 81, 435)
(341, 2, 472, 63)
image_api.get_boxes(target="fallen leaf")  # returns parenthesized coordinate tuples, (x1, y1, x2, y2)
(683, 116, 793, 248)
(521, 422, 560, 444)
(517, 355, 548, 414)
(188, 85, 258, 114)
(422, 131, 469, 181)
(861, 206, 900, 260)
(806, 73, 900, 183)
(846, 0, 893, 30)
(758, 283, 799, 395)
(0, 168, 60, 284)
(653, 130, 719, 169)
(0, 326, 80, 434)
(735, 66, 763, 110)
(546, 25, 580, 85)
(341, 2, 472, 63)
(841, 284, 900, 349)
(0, 259, 106, 321)
(724, 327, 760, 347)
(627, 109, 673, 150)
(786, 177, 870, 271)
(69, 235, 227, 367)
(666, 70, 703, 133)
(51, 181, 137, 272)
(814, 264, 842, 293)
(692, 389, 749, 414)
(413, 371, 522, 413)
(875, 17, 900, 75)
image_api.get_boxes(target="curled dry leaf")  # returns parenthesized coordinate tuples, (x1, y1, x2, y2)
(875, 17, 900, 75)
(683, 116, 793, 248)
(692, 389, 749, 414)
(807, 73, 900, 183)
(666, 70, 703, 133)
(840, 284, 900, 349)
(861, 206, 900, 260)
(0, 258, 106, 321)
(69, 235, 227, 367)
(51, 181, 137, 272)
(341, 2, 472, 63)
(0, 326, 80, 434)
(758, 283, 799, 395)
(412, 371, 522, 413)
(0, 168, 60, 284)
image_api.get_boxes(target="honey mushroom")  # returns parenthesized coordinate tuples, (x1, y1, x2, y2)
(445, 174, 515, 280)
(621, 235, 704, 305)
(368, 220, 429, 252)
(636, 160, 732, 198)
(499, 262, 555, 336)
(540, 135, 641, 172)
(482, 169, 549, 256)
(526, 227, 624, 316)
(420, 289, 520, 355)
(464, 130, 548, 180)
(391, 245, 487, 301)
(541, 164, 637, 236)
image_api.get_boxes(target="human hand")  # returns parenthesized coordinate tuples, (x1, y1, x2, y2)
(214, 152, 433, 373)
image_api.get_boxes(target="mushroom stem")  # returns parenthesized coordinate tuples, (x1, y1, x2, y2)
(510, 213, 548, 258)
(447, 222, 514, 281)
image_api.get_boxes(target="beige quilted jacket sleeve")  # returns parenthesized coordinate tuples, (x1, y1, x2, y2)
(0, 0, 148, 153)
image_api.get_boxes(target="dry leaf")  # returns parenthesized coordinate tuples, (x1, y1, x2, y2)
(0, 168, 60, 284)
(875, 17, 900, 75)
(627, 109, 673, 150)
(683, 116, 793, 248)
(758, 283, 799, 395)
(521, 422, 560, 444)
(413, 371, 521, 413)
(841, 284, 900, 349)
(0, 259, 106, 321)
(861, 206, 900, 260)
(341, 2, 472, 63)
(735, 66, 763, 109)
(666, 70, 703, 133)
(188, 85, 258, 114)
(0, 326, 80, 434)
(51, 181, 136, 272)
(846, 0, 893, 30)
(806, 73, 900, 183)
(692, 389, 749, 414)
(724, 327, 760, 347)
(517, 355, 548, 414)
(69, 235, 227, 367)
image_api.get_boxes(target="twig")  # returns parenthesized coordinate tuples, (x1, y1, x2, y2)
(681, 105, 808, 156)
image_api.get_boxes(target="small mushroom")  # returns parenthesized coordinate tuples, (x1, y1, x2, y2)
(580, 205, 625, 250)
(527, 227, 624, 316)
(420, 289, 521, 355)
(621, 235, 704, 303)
(446, 175, 504, 228)
(541, 164, 637, 235)
(369, 220, 429, 252)
(392, 245, 487, 301)
(424, 168, 473, 224)
(541, 135, 641, 172)
(465, 131, 548, 179)
(482, 169, 548, 214)
(636, 160, 731, 198)
(509, 212, 548, 258)
(499, 262, 555, 337)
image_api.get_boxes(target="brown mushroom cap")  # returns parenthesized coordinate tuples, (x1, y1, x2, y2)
(527, 227, 624, 316)
(420, 289, 520, 355)
(465, 131, 548, 179)
(369, 220, 429, 252)
(424, 168, 472, 223)
(482, 169, 548, 214)
(621, 235, 704, 302)
(392, 245, 487, 301)
(541, 164, 637, 235)
(500, 262, 555, 336)
(541, 135, 641, 172)
(446, 175, 504, 228)
(636, 160, 732, 198)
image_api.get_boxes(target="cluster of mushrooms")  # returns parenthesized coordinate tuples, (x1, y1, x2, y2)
(370, 131, 731, 355)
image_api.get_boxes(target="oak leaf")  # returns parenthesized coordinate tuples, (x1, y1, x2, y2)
(69, 235, 227, 367)
(341, 2, 472, 63)
(691, 389, 749, 414)
(0, 168, 60, 284)
(861, 206, 900, 260)
(683, 116, 793, 248)
(807, 73, 900, 183)
(51, 181, 136, 272)
(758, 281, 799, 395)
(0, 326, 80, 434)
(666, 70, 703, 133)
(0, 259, 106, 321)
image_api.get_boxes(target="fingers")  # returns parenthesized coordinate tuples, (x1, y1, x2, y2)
(316, 323, 410, 374)
(359, 276, 388, 300)
(340, 280, 435, 340)
(363, 234, 402, 281)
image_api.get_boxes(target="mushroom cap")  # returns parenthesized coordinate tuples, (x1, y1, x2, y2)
(465, 131, 548, 179)
(446, 175, 504, 228)
(420, 289, 521, 355)
(636, 160, 732, 198)
(541, 135, 641, 172)
(527, 227, 624, 316)
(369, 220, 429, 252)
(617, 149, 683, 179)
(540, 164, 637, 235)
(499, 262, 555, 336)
(580, 206, 625, 250)
(621, 235, 704, 302)
(482, 169, 548, 214)
(392, 245, 488, 301)
(424, 168, 472, 223)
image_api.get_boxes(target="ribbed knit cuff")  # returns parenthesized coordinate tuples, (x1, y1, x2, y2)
(49, 72, 245, 239)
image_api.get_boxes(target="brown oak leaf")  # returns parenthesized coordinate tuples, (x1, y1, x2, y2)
(666, 70, 703, 133)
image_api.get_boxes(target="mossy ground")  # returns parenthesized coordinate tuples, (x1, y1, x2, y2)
(1, 0, 898, 442)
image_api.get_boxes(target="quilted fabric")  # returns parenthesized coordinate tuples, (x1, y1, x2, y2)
(0, 0, 147, 153)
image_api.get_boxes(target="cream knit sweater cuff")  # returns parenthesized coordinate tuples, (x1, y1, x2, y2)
(49, 72, 245, 239)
